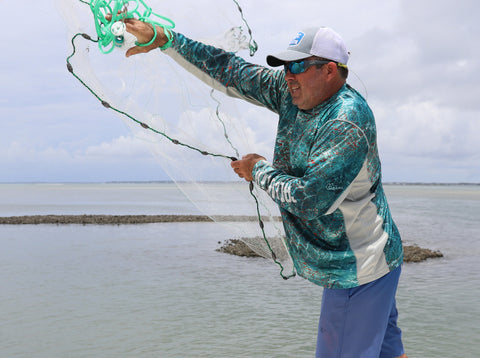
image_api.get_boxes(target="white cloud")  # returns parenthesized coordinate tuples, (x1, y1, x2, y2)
(1, 0, 479, 183)
(377, 100, 479, 158)
(83, 135, 151, 158)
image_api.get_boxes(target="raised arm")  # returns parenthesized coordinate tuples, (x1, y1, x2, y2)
(122, 18, 288, 113)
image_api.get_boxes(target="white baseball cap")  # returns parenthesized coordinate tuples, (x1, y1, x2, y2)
(267, 27, 349, 67)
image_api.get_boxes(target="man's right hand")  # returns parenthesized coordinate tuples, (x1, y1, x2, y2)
(123, 18, 169, 57)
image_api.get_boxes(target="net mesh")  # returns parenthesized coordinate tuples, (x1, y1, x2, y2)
(56, 0, 295, 278)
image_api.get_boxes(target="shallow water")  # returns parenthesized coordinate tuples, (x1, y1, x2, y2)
(0, 183, 479, 357)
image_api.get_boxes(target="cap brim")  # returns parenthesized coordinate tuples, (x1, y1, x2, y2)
(266, 50, 312, 67)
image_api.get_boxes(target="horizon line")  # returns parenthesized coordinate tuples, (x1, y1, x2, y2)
(0, 181, 478, 186)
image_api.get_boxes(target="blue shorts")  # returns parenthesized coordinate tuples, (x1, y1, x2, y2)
(316, 266, 405, 358)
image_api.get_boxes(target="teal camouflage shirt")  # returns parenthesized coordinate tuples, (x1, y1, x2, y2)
(165, 32, 403, 289)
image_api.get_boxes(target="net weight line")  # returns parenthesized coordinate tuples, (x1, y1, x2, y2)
(67, 34, 235, 161)
(65, 32, 295, 280)
(231, 0, 257, 57)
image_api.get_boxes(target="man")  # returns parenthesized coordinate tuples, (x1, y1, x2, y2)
(124, 19, 408, 358)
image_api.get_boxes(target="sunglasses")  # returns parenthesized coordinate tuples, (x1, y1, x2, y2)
(284, 60, 331, 75)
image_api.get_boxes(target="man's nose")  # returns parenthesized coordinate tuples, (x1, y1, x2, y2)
(284, 69, 296, 80)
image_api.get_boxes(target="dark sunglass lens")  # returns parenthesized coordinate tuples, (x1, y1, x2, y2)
(291, 61, 304, 74)
(284, 61, 304, 74)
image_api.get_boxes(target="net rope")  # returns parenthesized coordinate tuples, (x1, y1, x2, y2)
(62, 0, 296, 280)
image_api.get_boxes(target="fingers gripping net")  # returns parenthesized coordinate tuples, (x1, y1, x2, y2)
(89, 0, 175, 53)
(57, 0, 295, 279)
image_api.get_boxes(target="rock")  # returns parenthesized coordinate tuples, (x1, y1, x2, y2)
(403, 245, 443, 262)
(216, 239, 260, 257)
(216, 239, 443, 263)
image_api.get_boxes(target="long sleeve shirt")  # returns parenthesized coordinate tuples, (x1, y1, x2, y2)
(164, 32, 403, 289)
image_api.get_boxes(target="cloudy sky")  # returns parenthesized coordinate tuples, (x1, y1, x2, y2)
(1, 0, 479, 183)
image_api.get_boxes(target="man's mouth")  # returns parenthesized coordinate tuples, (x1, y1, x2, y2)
(289, 84, 300, 95)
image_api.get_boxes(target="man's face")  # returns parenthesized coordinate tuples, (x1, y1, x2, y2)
(284, 59, 330, 110)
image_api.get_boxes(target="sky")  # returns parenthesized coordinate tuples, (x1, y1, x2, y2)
(1, 0, 479, 183)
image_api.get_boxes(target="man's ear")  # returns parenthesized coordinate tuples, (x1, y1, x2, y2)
(325, 62, 338, 77)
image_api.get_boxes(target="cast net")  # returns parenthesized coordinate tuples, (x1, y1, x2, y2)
(56, 0, 295, 279)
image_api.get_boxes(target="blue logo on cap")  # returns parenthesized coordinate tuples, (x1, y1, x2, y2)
(289, 31, 305, 46)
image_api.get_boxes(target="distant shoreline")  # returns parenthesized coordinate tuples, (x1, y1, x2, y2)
(384, 182, 480, 186)
(0, 181, 478, 186)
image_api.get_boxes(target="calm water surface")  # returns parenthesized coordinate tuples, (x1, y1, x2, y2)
(0, 183, 479, 357)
